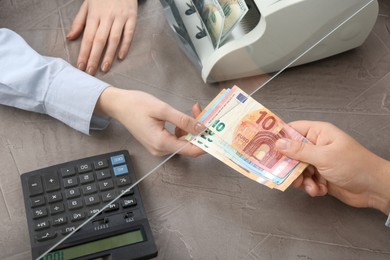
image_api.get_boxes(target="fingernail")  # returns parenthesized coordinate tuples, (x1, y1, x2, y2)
(195, 122, 206, 133)
(77, 62, 85, 71)
(66, 32, 71, 39)
(118, 52, 125, 60)
(304, 185, 312, 194)
(87, 66, 94, 75)
(101, 62, 110, 72)
(276, 139, 289, 151)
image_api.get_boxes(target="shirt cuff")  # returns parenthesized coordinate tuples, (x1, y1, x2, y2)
(43, 58, 111, 135)
(386, 213, 390, 228)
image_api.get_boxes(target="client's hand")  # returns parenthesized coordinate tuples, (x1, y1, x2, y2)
(275, 120, 390, 215)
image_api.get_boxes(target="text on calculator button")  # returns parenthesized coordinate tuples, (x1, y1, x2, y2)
(110, 154, 126, 166)
(77, 163, 92, 173)
(43, 172, 60, 192)
(60, 166, 76, 177)
(30, 196, 45, 207)
(93, 159, 108, 170)
(35, 231, 57, 242)
(113, 165, 128, 176)
(28, 175, 43, 196)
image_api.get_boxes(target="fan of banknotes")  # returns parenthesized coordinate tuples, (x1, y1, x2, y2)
(192, 0, 249, 48)
(187, 86, 308, 191)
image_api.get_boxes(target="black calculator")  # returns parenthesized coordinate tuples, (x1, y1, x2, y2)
(20, 150, 158, 260)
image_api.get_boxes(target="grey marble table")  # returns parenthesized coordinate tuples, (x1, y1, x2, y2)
(0, 0, 389, 259)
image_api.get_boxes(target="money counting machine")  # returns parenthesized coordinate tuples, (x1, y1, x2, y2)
(160, 0, 378, 83)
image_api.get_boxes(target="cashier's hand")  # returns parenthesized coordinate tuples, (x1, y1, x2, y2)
(95, 87, 206, 157)
(67, 0, 138, 75)
(275, 121, 390, 215)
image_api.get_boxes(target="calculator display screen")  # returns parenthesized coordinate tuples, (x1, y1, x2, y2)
(42, 230, 144, 260)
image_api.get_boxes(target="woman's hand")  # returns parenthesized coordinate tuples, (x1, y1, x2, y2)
(95, 87, 206, 157)
(67, 0, 138, 75)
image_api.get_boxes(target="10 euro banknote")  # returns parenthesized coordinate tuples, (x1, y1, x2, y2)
(187, 86, 308, 191)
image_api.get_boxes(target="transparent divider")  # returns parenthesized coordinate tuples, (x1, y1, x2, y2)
(34, 0, 377, 259)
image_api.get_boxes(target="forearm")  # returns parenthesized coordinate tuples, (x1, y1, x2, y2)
(0, 28, 111, 134)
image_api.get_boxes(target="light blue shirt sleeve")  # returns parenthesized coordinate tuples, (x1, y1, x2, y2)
(0, 28, 111, 135)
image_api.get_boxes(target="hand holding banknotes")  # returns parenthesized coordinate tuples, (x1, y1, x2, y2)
(95, 87, 206, 157)
(67, 0, 138, 75)
(275, 121, 390, 215)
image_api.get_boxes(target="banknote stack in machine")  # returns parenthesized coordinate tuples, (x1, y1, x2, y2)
(188, 86, 308, 191)
(192, 0, 249, 48)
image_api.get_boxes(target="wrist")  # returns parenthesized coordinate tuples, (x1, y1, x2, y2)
(94, 86, 124, 119)
(369, 158, 390, 215)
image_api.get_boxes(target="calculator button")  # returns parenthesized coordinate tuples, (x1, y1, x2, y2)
(35, 231, 57, 242)
(122, 198, 137, 208)
(79, 172, 94, 184)
(82, 184, 97, 195)
(113, 165, 128, 176)
(101, 191, 116, 202)
(118, 187, 134, 196)
(43, 172, 60, 192)
(49, 203, 65, 215)
(32, 208, 48, 219)
(110, 154, 126, 166)
(84, 194, 100, 206)
(67, 198, 83, 210)
(63, 177, 78, 188)
(28, 175, 43, 196)
(96, 169, 111, 180)
(30, 196, 45, 208)
(60, 166, 76, 177)
(119, 187, 134, 196)
(65, 187, 81, 199)
(93, 159, 108, 170)
(71, 212, 85, 222)
(104, 202, 119, 213)
(87, 208, 101, 217)
(77, 163, 92, 173)
(47, 191, 63, 204)
(52, 215, 67, 226)
(116, 175, 131, 187)
(34, 220, 50, 231)
(98, 180, 114, 191)
(61, 226, 77, 235)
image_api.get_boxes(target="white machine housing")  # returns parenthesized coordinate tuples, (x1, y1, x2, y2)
(160, 0, 378, 83)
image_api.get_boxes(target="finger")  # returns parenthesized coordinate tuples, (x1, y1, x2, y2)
(275, 138, 324, 166)
(178, 144, 206, 157)
(162, 106, 206, 136)
(118, 17, 136, 59)
(287, 121, 315, 137)
(291, 175, 304, 188)
(317, 183, 328, 196)
(77, 16, 99, 71)
(86, 19, 113, 75)
(175, 103, 203, 138)
(67, 1, 88, 40)
(101, 19, 125, 72)
(150, 132, 192, 156)
(302, 177, 321, 197)
(192, 103, 202, 118)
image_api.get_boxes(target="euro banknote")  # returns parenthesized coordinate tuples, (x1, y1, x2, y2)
(188, 86, 308, 191)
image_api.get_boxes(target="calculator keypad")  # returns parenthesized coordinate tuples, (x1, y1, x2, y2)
(23, 152, 139, 244)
